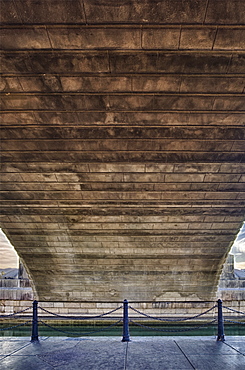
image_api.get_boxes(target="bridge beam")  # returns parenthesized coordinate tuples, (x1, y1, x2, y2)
(0, 0, 244, 301)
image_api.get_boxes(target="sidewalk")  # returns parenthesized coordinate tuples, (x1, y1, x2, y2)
(0, 336, 245, 369)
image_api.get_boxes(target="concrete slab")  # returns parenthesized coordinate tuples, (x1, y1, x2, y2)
(126, 338, 193, 370)
(0, 355, 54, 370)
(0, 339, 31, 356)
(38, 340, 127, 370)
(223, 336, 245, 354)
(0, 336, 244, 370)
(5, 337, 80, 356)
(174, 337, 238, 355)
(188, 355, 245, 370)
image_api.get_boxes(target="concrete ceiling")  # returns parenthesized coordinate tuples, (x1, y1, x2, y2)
(0, 0, 244, 302)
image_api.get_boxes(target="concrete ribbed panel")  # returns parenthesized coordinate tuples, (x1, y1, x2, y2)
(0, 0, 244, 302)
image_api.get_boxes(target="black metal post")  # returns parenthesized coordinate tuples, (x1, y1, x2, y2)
(217, 299, 225, 341)
(31, 300, 39, 342)
(122, 299, 130, 342)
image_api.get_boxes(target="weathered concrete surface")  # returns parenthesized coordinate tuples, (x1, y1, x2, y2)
(0, 0, 245, 302)
(0, 337, 245, 370)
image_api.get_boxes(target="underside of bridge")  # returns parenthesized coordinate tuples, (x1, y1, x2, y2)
(0, 0, 244, 302)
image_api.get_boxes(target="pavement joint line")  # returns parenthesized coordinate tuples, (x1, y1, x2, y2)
(36, 338, 82, 369)
(42, 336, 50, 341)
(0, 341, 32, 361)
(123, 341, 129, 370)
(223, 341, 245, 356)
(174, 340, 196, 370)
(37, 350, 56, 369)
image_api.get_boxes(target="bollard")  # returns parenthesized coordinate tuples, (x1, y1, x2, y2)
(31, 300, 39, 342)
(122, 299, 130, 342)
(217, 299, 225, 341)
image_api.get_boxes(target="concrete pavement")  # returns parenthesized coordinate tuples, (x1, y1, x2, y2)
(0, 336, 245, 369)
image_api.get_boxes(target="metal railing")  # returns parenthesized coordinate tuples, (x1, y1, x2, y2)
(0, 306, 33, 333)
(0, 299, 244, 342)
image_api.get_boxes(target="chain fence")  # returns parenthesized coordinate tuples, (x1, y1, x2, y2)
(0, 306, 32, 318)
(130, 319, 217, 333)
(38, 305, 122, 320)
(223, 306, 245, 315)
(0, 320, 32, 331)
(129, 304, 217, 322)
(39, 319, 122, 337)
(0, 299, 244, 341)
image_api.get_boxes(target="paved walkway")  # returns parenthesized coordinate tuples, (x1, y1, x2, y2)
(0, 336, 245, 369)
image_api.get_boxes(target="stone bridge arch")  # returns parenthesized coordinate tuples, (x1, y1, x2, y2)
(0, 0, 244, 302)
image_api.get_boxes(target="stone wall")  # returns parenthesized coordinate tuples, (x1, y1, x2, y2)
(0, 278, 33, 315)
(1, 254, 244, 318)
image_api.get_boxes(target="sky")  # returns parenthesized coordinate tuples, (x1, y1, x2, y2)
(0, 224, 245, 270)
(0, 230, 18, 269)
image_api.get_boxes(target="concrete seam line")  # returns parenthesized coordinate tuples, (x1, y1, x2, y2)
(0, 342, 32, 361)
(124, 341, 129, 370)
(174, 340, 196, 370)
(223, 341, 245, 357)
